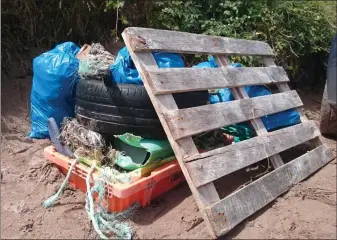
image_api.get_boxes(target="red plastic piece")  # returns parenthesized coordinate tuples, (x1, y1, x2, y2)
(44, 146, 185, 212)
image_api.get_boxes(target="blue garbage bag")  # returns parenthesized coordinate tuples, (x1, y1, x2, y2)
(194, 56, 300, 131)
(243, 85, 301, 131)
(194, 57, 234, 104)
(110, 47, 184, 85)
(29, 42, 80, 139)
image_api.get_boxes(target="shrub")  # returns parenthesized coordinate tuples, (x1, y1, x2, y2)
(1, 0, 116, 72)
(3, 0, 335, 87)
(149, 0, 336, 85)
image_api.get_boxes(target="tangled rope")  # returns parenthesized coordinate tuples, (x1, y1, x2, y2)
(58, 118, 115, 166)
(85, 161, 138, 239)
(43, 157, 80, 208)
(78, 43, 115, 79)
(59, 118, 105, 150)
(43, 158, 138, 239)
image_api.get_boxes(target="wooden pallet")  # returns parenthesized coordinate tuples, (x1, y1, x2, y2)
(121, 27, 334, 238)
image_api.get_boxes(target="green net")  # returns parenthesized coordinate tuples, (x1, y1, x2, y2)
(78, 43, 115, 79)
(43, 159, 138, 239)
(85, 162, 139, 239)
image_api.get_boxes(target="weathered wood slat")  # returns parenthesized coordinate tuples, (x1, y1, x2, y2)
(186, 121, 320, 187)
(215, 55, 285, 168)
(122, 28, 332, 239)
(205, 144, 333, 237)
(124, 27, 274, 56)
(165, 91, 303, 140)
(263, 56, 323, 148)
(122, 31, 219, 238)
(146, 66, 289, 94)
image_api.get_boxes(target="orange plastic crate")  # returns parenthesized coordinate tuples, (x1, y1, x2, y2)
(44, 146, 185, 212)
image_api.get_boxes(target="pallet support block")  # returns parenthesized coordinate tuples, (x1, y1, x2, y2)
(121, 27, 334, 238)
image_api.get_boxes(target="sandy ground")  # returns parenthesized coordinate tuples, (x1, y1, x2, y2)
(1, 74, 336, 239)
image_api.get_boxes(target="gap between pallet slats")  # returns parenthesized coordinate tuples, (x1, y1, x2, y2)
(186, 121, 320, 187)
(215, 55, 285, 168)
(164, 91, 303, 140)
(205, 144, 333, 237)
(263, 56, 323, 148)
(146, 66, 289, 94)
(125, 27, 274, 56)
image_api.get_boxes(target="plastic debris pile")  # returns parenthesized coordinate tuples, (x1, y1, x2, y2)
(59, 117, 105, 149)
(79, 43, 115, 79)
(44, 158, 138, 239)
(59, 118, 116, 167)
(44, 119, 141, 238)
(86, 162, 139, 239)
(39, 41, 304, 239)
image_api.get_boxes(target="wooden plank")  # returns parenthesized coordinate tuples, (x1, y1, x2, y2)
(263, 57, 323, 148)
(186, 121, 320, 187)
(263, 57, 306, 121)
(122, 28, 331, 239)
(215, 55, 284, 168)
(215, 55, 285, 168)
(122, 31, 220, 238)
(129, 52, 220, 203)
(205, 144, 334, 236)
(233, 87, 284, 168)
(146, 66, 289, 94)
(124, 27, 274, 56)
(165, 91, 303, 140)
(258, 57, 298, 167)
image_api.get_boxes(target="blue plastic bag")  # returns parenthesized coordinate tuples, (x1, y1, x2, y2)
(244, 86, 301, 131)
(195, 56, 300, 131)
(29, 42, 80, 139)
(110, 47, 184, 85)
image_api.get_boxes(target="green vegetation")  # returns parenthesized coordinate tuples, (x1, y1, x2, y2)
(1, 0, 115, 72)
(2, 0, 336, 86)
(113, 0, 336, 85)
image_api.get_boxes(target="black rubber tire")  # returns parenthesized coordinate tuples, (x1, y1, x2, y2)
(76, 79, 154, 109)
(319, 83, 337, 138)
(75, 79, 208, 138)
(76, 114, 166, 139)
(173, 91, 210, 109)
(76, 106, 161, 126)
(76, 98, 158, 119)
(76, 79, 209, 109)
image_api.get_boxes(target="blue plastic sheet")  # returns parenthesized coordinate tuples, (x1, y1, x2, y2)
(29, 42, 80, 139)
(110, 47, 184, 85)
(193, 57, 233, 104)
(195, 56, 300, 131)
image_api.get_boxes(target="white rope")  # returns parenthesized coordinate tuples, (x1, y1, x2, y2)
(85, 162, 109, 239)
(85, 162, 137, 239)
(43, 157, 80, 208)
(44, 154, 137, 239)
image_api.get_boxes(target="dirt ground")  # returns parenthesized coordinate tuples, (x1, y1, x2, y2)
(1, 73, 336, 239)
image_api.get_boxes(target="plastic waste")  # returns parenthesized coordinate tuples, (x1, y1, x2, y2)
(221, 123, 255, 143)
(195, 56, 300, 132)
(110, 47, 184, 85)
(114, 133, 174, 171)
(78, 43, 115, 80)
(29, 42, 80, 139)
(47, 118, 74, 158)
